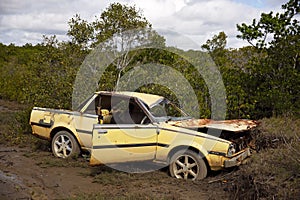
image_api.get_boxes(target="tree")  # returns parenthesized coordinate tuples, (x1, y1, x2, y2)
(237, 0, 300, 116)
(93, 3, 150, 45)
(67, 14, 94, 49)
(237, 0, 299, 49)
(201, 31, 227, 52)
(68, 3, 165, 90)
(201, 32, 228, 67)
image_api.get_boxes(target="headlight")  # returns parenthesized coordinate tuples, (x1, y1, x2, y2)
(227, 144, 236, 157)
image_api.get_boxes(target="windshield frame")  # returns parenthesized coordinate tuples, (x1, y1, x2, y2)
(148, 98, 191, 122)
(75, 94, 97, 112)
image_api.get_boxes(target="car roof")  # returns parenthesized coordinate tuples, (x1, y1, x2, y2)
(95, 91, 164, 108)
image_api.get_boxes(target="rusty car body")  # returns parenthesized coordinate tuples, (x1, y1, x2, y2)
(30, 91, 258, 180)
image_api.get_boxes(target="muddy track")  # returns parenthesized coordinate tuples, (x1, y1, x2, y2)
(0, 146, 100, 199)
(0, 144, 231, 199)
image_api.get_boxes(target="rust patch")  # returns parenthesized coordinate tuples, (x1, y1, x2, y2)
(170, 119, 258, 132)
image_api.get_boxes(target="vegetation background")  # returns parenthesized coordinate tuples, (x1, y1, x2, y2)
(0, 1, 299, 119)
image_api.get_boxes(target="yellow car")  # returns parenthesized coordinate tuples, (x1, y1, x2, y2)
(30, 91, 257, 180)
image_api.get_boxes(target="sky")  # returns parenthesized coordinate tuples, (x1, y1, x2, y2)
(0, 0, 288, 49)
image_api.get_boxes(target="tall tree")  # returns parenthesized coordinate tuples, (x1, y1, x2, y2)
(201, 31, 228, 67)
(201, 31, 227, 52)
(237, 0, 300, 116)
(95, 3, 163, 90)
(237, 0, 299, 49)
(93, 3, 151, 45)
(68, 3, 165, 90)
(67, 14, 94, 49)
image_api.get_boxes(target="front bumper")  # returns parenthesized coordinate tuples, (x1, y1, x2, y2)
(224, 148, 251, 168)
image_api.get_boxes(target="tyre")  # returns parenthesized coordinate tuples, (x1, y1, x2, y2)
(51, 131, 80, 158)
(169, 150, 207, 180)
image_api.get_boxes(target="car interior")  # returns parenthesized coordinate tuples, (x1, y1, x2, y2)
(86, 94, 149, 124)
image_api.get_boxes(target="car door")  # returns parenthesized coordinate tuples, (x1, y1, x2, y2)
(90, 96, 159, 165)
(90, 123, 158, 165)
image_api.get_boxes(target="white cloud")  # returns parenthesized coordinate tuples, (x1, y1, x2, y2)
(1, 13, 67, 33)
(0, 0, 289, 49)
(135, 0, 261, 48)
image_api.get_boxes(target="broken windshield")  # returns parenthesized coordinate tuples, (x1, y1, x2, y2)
(149, 99, 190, 122)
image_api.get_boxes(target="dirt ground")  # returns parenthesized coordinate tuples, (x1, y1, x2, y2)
(0, 144, 232, 200)
(0, 100, 231, 200)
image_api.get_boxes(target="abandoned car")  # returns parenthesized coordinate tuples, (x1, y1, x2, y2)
(30, 91, 258, 180)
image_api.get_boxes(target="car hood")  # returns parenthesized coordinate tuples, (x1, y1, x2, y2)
(168, 118, 258, 132)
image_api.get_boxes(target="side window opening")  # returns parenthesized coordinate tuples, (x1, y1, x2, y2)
(105, 96, 147, 124)
(82, 94, 149, 125)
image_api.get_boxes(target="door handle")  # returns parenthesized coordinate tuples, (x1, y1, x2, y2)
(156, 129, 160, 135)
(98, 130, 107, 134)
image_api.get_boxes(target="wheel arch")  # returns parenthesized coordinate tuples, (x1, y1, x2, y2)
(167, 145, 211, 171)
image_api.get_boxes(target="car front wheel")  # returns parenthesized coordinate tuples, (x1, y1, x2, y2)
(169, 150, 207, 180)
(51, 131, 80, 158)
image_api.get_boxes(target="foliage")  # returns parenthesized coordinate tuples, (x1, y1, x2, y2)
(0, 37, 87, 109)
(67, 14, 94, 49)
(202, 31, 227, 52)
(68, 3, 165, 92)
(0, 109, 36, 147)
(0, 1, 299, 119)
(236, 0, 299, 48)
(93, 3, 151, 44)
(236, 0, 300, 117)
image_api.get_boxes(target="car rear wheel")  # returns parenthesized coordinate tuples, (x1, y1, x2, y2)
(169, 150, 207, 180)
(51, 131, 80, 158)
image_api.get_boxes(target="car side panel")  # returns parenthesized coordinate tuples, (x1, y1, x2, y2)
(30, 108, 55, 139)
(155, 123, 230, 168)
(30, 108, 86, 147)
(90, 124, 157, 165)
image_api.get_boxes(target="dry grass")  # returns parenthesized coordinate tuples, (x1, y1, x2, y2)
(222, 117, 300, 199)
